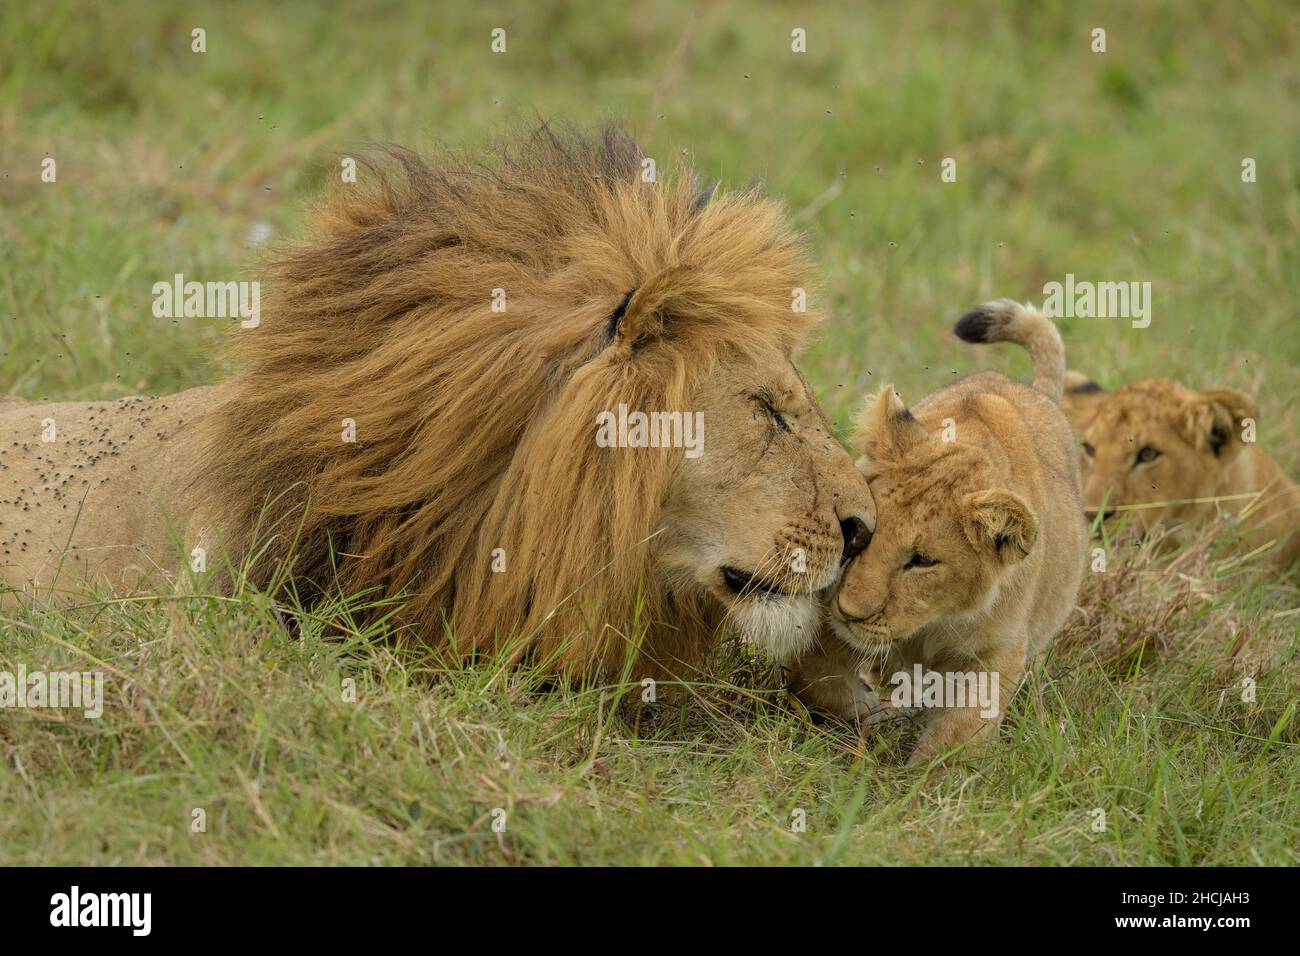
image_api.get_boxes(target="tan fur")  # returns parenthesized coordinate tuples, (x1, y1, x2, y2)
(1, 125, 876, 689)
(1063, 373, 1300, 567)
(793, 301, 1087, 764)
(953, 298, 1066, 400)
(0, 391, 212, 598)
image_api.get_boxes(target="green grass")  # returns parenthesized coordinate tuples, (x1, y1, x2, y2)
(2, 0, 1298, 864)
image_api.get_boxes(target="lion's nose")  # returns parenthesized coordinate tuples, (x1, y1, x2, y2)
(839, 515, 873, 563)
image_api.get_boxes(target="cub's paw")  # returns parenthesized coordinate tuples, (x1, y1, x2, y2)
(791, 672, 892, 726)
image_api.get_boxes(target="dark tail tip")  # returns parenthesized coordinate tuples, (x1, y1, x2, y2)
(954, 307, 998, 344)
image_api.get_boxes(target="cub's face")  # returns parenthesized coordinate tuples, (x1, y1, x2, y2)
(1065, 377, 1257, 533)
(832, 464, 1037, 651)
(830, 385, 1038, 652)
(831, 478, 988, 649)
(656, 352, 876, 661)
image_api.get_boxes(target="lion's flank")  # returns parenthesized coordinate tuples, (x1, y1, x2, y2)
(193, 122, 818, 679)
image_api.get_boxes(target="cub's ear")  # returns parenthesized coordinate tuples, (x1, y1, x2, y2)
(607, 265, 696, 349)
(1182, 388, 1257, 459)
(1061, 370, 1106, 432)
(853, 384, 928, 463)
(961, 489, 1038, 564)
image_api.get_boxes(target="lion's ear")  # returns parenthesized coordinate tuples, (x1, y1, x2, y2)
(1182, 388, 1256, 459)
(1061, 370, 1106, 432)
(853, 384, 928, 463)
(608, 265, 695, 349)
(961, 489, 1037, 565)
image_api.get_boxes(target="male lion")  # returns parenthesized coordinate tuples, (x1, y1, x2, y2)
(1062, 372, 1300, 567)
(0, 125, 875, 691)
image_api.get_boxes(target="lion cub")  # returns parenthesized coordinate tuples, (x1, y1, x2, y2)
(1061, 372, 1300, 568)
(800, 300, 1088, 765)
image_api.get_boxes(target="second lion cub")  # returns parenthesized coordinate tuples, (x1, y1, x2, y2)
(817, 300, 1087, 765)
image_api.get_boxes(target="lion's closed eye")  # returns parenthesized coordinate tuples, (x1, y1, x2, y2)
(749, 392, 791, 432)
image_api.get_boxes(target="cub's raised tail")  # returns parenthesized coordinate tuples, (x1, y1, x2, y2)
(954, 299, 1066, 402)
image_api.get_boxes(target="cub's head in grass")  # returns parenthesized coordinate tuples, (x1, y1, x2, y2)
(830, 385, 1038, 649)
(195, 124, 875, 681)
(1062, 372, 1299, 565)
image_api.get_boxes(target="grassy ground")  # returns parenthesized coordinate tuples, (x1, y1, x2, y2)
(2, 0, 1298, 864)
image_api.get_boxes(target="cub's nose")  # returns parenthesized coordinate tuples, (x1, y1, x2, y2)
(839, 514, 873, 563)
(1084, 508, 1117, 521)
(836, 599, 868, 624)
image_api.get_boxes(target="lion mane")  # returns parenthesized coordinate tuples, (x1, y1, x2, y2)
(194, 124, 820, 680)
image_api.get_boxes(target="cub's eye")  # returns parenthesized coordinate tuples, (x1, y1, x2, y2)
(1136, 446, 1160, 464)
(903, 553, 938, 570)
(1081, 441, 1095, 457)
